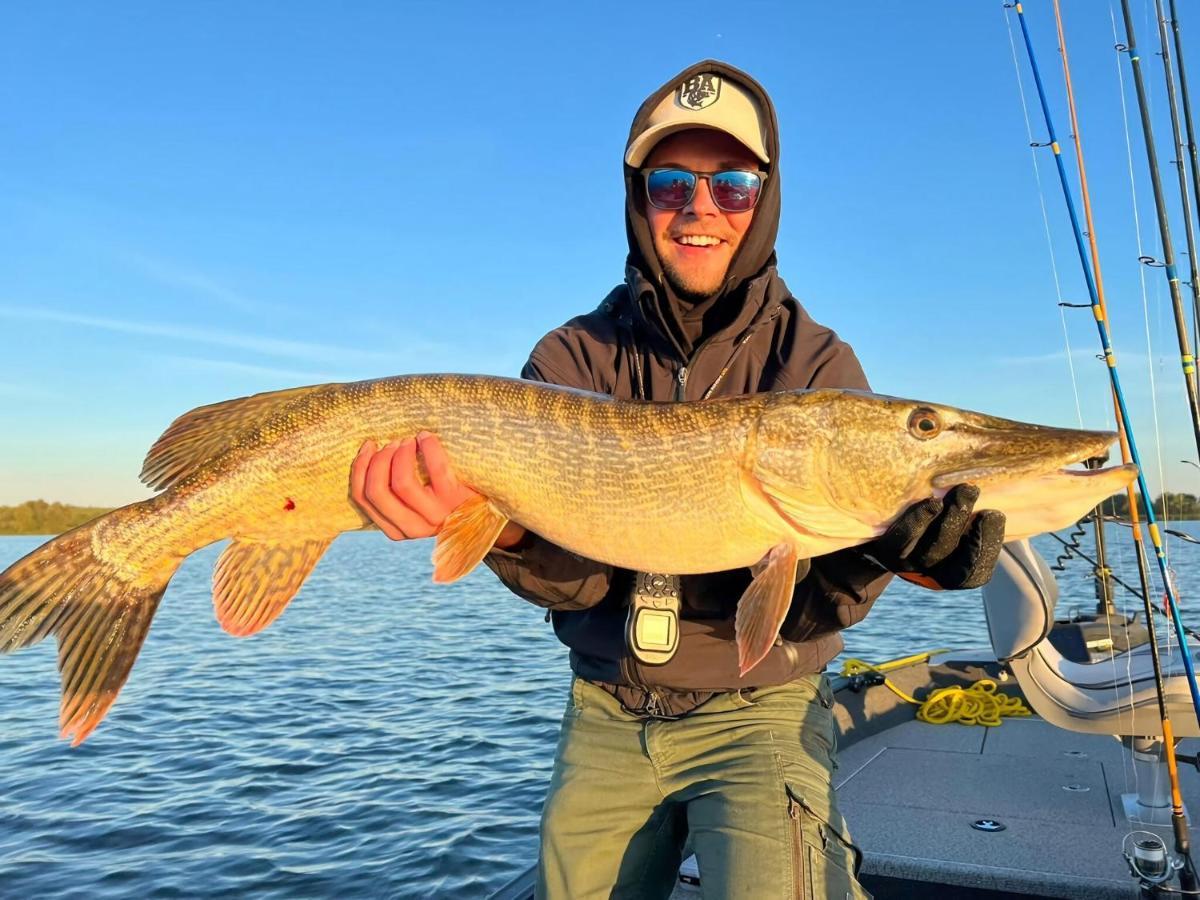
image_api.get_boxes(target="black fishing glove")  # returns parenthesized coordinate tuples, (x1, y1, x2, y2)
(860, 484, 1006, 590)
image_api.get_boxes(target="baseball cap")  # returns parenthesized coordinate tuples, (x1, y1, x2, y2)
(624, 71, 771, 168)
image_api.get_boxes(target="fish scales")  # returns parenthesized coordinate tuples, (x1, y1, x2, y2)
(0, 374, 1138, 745)
(115, 375, 773, 576)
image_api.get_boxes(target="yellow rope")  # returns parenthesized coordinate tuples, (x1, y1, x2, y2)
(839, 654, 1033, 727)
(916, 680, 1032, 726)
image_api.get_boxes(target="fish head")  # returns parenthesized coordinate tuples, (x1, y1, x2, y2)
(750, 390, 1137, 549)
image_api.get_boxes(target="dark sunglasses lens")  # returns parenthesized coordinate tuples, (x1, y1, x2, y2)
(646, 170, 696, 209)
(711, 171, 761, 212)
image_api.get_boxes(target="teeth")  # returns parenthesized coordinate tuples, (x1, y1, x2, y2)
(677, 235, 721, 247)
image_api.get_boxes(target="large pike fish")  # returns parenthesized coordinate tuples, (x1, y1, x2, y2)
(0, 375, 1136, 744)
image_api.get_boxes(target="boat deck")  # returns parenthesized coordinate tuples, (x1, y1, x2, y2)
(832, 651, 1198, 899)
(491, 650, 1199, 899)
(836, 714, 1193, 898)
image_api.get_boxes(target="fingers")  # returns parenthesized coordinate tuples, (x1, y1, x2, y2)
(909, 484, 979, 570)
(348, 435, 478, 542)
(351, 441, 406, 540)
(878, 496, 943, 561)
(417, 432, 475, 509)
(349, 440, 438, 540)
(389, 437, 445, 529)
(931, 510, 1007, 589)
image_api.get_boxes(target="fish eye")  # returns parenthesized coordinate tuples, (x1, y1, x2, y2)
(908, 408, 942, 439)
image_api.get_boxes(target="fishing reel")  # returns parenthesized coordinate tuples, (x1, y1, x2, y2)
(1123, 832, 1196, 895)
(1125, 832, 1176, 885)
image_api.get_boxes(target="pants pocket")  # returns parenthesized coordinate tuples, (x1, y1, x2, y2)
(787, 789, 871, 900)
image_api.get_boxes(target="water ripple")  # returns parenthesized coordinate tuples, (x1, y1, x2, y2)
(1, 527, 1196, 897)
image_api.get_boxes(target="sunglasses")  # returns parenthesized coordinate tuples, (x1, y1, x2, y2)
(643, 168, 765, 213)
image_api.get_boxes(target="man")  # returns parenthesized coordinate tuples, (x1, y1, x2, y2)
(351, 60, 1005, 899)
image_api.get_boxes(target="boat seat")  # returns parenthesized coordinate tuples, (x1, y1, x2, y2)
(981, 540, 1200, 737)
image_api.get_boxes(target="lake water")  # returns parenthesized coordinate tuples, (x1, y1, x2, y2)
(1, 525, 1198, 898)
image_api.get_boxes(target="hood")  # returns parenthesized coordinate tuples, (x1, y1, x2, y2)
(623, 60, 782, 358)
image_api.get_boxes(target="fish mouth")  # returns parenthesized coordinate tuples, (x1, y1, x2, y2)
(931, 461, 1136, 490)
(930, 425, 1121, 489)
(927, 425, 1137, 540)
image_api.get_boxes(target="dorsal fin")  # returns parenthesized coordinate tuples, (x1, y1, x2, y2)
(141, 384, 328, 491)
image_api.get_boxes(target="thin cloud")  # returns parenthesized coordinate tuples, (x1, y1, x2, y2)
(159, 355, 339, 383)
(0, 305, 394, 364)
(119, 251, 272, 315)
(997, 347, 1154, 367)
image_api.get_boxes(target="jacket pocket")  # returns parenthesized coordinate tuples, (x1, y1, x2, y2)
(786, 789, 870, 900)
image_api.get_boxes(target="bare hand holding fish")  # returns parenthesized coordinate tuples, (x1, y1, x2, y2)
(350, 433, 525, 550)
(0, 375, 1137, 745)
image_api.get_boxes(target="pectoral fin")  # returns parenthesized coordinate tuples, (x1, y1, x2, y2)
(432, 495, 510, 583)
(735, 543, 800, 677)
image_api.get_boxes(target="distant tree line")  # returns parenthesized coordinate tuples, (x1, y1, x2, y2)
(1102, 492, 1200, 520)
(0, 500, 113, 535)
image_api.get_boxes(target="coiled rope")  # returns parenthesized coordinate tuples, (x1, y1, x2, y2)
(840, 655, 1032, 727)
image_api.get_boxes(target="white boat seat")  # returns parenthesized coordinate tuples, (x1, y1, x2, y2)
(981, 540, 1200, 738)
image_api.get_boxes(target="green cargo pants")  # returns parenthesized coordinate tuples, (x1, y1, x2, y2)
(536, 674, 870, 900)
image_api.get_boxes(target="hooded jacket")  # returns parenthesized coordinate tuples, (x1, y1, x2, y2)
(484, 61, 893, 716)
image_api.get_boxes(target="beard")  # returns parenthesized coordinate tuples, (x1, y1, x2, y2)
(661, 257, 726, 301)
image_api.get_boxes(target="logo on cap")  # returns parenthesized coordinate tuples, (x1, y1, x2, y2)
(678, 74, 721, 111)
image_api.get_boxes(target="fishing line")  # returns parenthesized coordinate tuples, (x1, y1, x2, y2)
(1003, 3, 1085, 427)
(1117, 0, 1200, 464)
(1112, 3, 1174, 521)
(1117, 0, 1200, 886)
(1055, 0, 1164, 703)
(1154, 0, 1200, 389)
(1169, 0, 1200, 357)
(1012, 2, 1200, 887)
(1113, 1, 1176, 750)
(1050, 1, 1146, 692)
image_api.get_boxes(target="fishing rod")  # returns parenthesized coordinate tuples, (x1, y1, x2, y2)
(1119, 0, 1200, 463)
(1047, 527, 1200, 642)
(1049, 1, 1157, 632)
(1012, 2, 1200, 888)
(1155, 0, 1200, 386)
(1168, 0, 1200, 353)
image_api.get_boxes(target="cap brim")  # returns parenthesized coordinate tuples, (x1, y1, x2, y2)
(625, 122, 770, 168)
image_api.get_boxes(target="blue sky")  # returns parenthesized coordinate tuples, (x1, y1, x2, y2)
(3, 1, 1200, 506)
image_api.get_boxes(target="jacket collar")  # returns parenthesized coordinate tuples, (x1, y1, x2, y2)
(620, 263, 785, 362)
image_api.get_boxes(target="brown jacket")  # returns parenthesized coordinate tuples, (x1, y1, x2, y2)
(484, 267, 894, 715)
(484, 60, 893, 715)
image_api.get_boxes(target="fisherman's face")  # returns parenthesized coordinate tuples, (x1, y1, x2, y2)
(645, 129, 759, 300)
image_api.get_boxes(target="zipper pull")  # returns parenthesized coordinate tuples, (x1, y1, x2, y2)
(676, 366, 689, 401)
(646, 691, 663, 717)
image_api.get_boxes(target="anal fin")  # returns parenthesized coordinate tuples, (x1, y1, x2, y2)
(213, 537, 332, 637)
(432, 495, 509, 583)
(735, 542, 800, 677)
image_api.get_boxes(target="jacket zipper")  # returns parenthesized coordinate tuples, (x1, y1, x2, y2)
(618, 654, 664, 715)
(619, 296, 782, 713)
(676, 306, 780, 402)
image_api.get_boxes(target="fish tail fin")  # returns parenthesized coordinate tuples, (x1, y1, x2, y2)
(0, 506, 182, 746)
